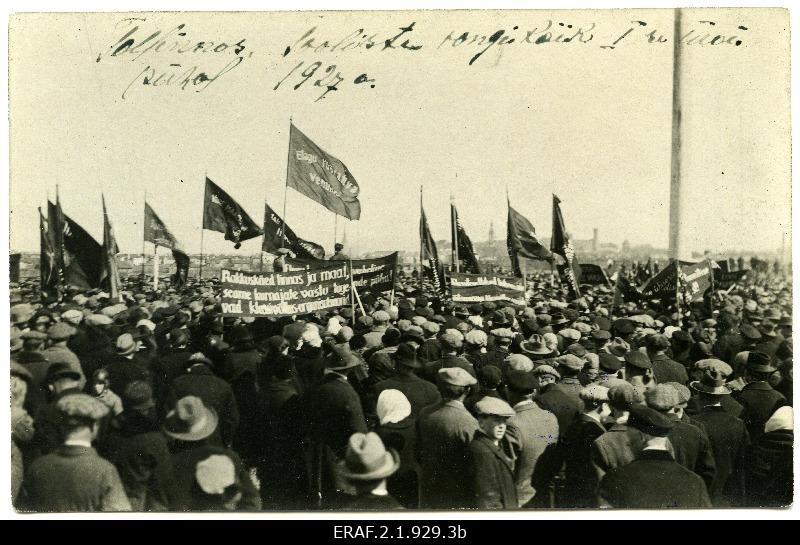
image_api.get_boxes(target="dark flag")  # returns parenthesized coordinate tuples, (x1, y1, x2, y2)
(203, 177, 263, 249)
(714, 268, 748, 287)
(579, 263, 612, 286)
(507, 203, 552, 277)
(287, 123, 361, 220)
(551, 194, 581, 299)
(451, 203, 481, 274)
(635, 259, 654, 285)
(613, 274, 642, 306)
(641, 260, 678, 300)
(144, 202, 191, 286)
(101, 195, 122, 300)
(261, 202, 326, 260)
(716, 258, 736, 273)
(49, 200, 104, 289)
(39, 208, 59, 298)
(420, 203, 445, 294)
(144, 202, 180, 248)
(10, 252, 21, 284)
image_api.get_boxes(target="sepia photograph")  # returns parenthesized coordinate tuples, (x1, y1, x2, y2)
(5, 3, 795, 516)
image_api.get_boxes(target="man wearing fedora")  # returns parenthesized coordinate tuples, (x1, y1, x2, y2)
(337, 432, 404, 510)
(303, 345, 368, 508)
(24, 394, 131, 511)
(170, 353, 239, 448)
(690, 360, 749, 506)
(598, 405, 712, 508)
(733, 351, 787, 443)
(103, 333, 152, 398)
(165, 395, 260, 511)
(469, 396, 519, 509)
(416, 367, 479, 509)
(374, 343, 441, 419)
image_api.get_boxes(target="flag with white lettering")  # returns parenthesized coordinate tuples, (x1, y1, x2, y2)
(261, 201, 326, 260)
(420, 204, 445, 294)
(451, 204, 481, 274)
(678, 260, 713, 304)
(203, 177, 263, 249)
(287, 123, 361, 220)
(551, 194, 581, 298)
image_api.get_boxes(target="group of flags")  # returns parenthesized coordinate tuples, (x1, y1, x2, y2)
(39, 191, 124, 301)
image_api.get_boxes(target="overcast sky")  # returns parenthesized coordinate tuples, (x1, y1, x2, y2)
(9, 8, 790, 258)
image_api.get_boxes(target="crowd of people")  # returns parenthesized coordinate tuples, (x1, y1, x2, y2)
(9, 256, 794, 511)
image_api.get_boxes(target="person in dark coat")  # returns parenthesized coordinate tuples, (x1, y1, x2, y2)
(255, 352, 307, 510)
(420, 330, 475, 384)
(154, 328, 193, 386)
(103, 333, 153, 397)
(291, 324, 327, 392)
(303, 346, 369, 508)
(598, 405, 712, 509)
(169, 354, 239, 448)
(733, 352, 787, 442)
(463, 329, 490, 374)
(745, 405, 793, 507)
(643, 384, 716, 492)
(336, 432, 404, 510)
(417, 322, 443, 363)
(104, 381, 177, 511)
(533, 365, 583, 434)
(690, 364, 750, 507)
(469, 396, 519, 509)
(591, 382, 646, 482)
(559, 385, 611, 508)
(164, 396, 260, 511)
(15, 331, 52, 391)
(686, 359, 744, 418)
(75, 317, 117, 380)
(647, 334, 689, 385)
(224, 325, 262, 380)
(30, 363, 86, 458)
(374, 343, 441, 419)
(374, 389, 418, 509)
(464, 365, 505, 415)
(712, 314, 745, 366)
(416, 367, 479, 509)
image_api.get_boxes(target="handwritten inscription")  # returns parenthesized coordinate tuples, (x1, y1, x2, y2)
(97, 17, 751, 102)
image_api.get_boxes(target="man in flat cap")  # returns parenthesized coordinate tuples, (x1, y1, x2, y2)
(43, 322, 85, 388)
(534, 365, 583, 435)
(624, 351, 656, 392)
(416, 367, 478, 509)
(598, 405, 712, 508)
(16, 330, 52, 391)
(364, 310, 391, 351)
(504, 370, 559, 508)
(646, 334, 688, 385)
(25, 394, 131, 511)
(733, 351, 786, 442)
(552, 354, 586, 400)
(421, 330, 475, 384)
(469, 397, 519, 509)
(591, 382, 646, 481)
(689, 361, 749, 506)
(560, 385, 611, 508)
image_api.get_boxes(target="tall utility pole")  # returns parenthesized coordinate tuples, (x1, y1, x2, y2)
(668, 8, 684, 260)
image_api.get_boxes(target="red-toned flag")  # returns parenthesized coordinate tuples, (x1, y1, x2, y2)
(203, 177, 263, 249)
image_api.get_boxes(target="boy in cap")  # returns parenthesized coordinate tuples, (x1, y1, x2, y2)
(337, 432, 404, 510)
(598, 405, 712, 508)
(25, 394, 132, 511)
(469, 397, 519, 509)
(690, 360, 749, 506)
(504, 370, 559, 507)
(416, 367, 478, 509)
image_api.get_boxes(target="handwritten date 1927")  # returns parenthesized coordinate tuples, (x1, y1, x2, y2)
(273, 61, 376, 102)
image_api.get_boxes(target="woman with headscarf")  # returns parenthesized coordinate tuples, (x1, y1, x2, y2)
(745, 405, 793, 507)
(373, 389, 418, 508)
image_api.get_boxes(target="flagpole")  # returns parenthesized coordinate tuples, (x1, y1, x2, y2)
(282, 117, 292, 250)
(334, 212, 338, 251)
(451, 194, 460, 273)
(153, 244, 160, 290)
(142, 191, 147, 282)
(419, 186, 424, 290)
(350, 259, 357, 326)
(200, 172, 206, 280)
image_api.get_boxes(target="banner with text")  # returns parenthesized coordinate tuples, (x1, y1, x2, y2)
(220, 262, 351, 317)
(283, 253, 398, 294)
(449, 273, 526, 306)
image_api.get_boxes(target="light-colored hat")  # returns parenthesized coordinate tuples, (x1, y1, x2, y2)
(557, 354, 585, 371)
(47, 322, 77, 341)
(474, 396, 515, 418)
(61, 309, 84, 325)
(506, 353, 534, 372)
(116, 333, 139, 356)
(196, 455, 237, 495)
(372, 310, 391, 323)
(437, 367, 477, 387)
(337, 432, 400, 481)
(579, 384, 610, 404)
(645, 384, 680, 411)
(136, 319, 156, 332)
(86, 314, 113, 326)
(464, 329, 488, 348)
(163, 396, 219, 441)
(559, 328, 581, 341)
(532, 364, 560, 379)
(57, 393, 110, 423)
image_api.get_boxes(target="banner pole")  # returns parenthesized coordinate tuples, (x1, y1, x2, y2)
(153, 244, 160, 290)
(419, 186, 424, 291)
(349, 258, 357, 326)
(334, 213, 338, 252)
(142, 191, 147, 282)
(200, 171, 206, 281)
(282, 117, 292, 249)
